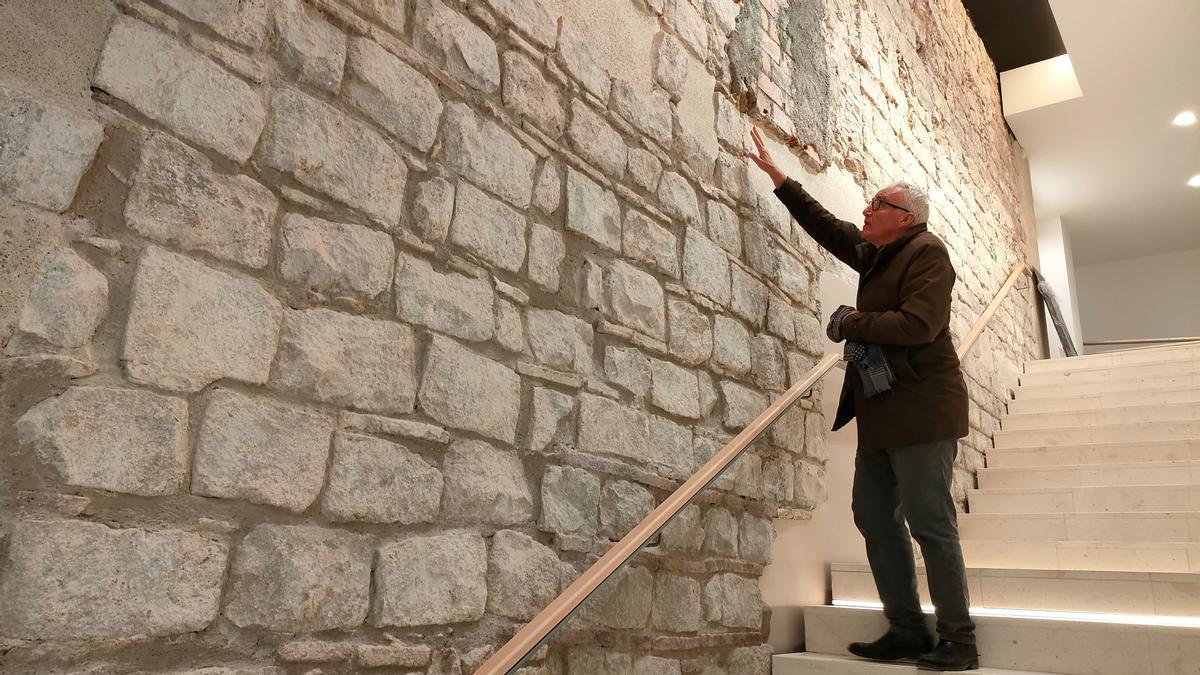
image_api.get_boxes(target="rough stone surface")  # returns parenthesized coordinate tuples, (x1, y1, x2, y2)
(729, 269, 767, 333)
(17, 386, 187, 496)
(394, 250, 494, 342)
(419, 336, 521, 444)
(346, 37, 443, 152)
(342, 0, 408, 36)
(410, 176, 455, 241)
(161, 0, 268, 48)
(649, 358, 699, 419)
(711, 315, 751, 376)
(528, 223, 565, 292)
(600, 480, 655, 540)
(664, 0, 708, 58)
(577, 393, 650, 465)
(651, 573, 701, 633)
(605, 260, 665, 339)
(442, 440, 533, 525)
(720, 380, 769, 430)
(496, 300, 525, 353)
(533, 159, 563, 214)
(610, 81, 672, 144)
(10, 248, 107, 350)
(637, 656, 683, 675)
(444, 104, 536, 208)
(126, 134, 276, 269)
(192, 389, 333, 512)
(627, 148, 663, 192)
(123, 246, 282, 393)
(659, 504, 703, 552)
(683, 228, 731, 306)
(714, 94, 744, 150)
(667, 299, 712, 366)
(674, 125, 716, 182)
(657, 172, 702, 227)
(356, 642, 433, 669)
(767, 295, 798, 342)
(94, 17, 265, 162)
(704, 573, 762, 629)
(487, 529, 561, 620)
(274, 0, 347, 93)
(582, 565, 653, 629)
(340, 411, 451, 444)
(648, 413, 696, 479)
(261, 88, 406, 225)
(0, 84, 103, 211)
(485, 0, 557, 48)
(503, 50, 565, 138)
(775, 249, 812, 302)
(739, 514, 774, 564)
(321, 432, 443, 524)
(413, 0, 501, 92)
(566, 168, 621, 252)
(540, 465, 600, 536)
(706, 200, 741, 257)
(556, 20, 610, 101)
(272, 308, 417, 414)
(727, 646, 771, 675)
(449, 180, 527, 273)
(0, 519, 226, 640)
(526, 307, 591, 372)
(605, 346, 651, 397)
(567, 99, 627, 178)
(278, 213, 394, 300)
(693, 432, 735, 492)
(702, 507, 738, 558)
(527, 386, 575, 452)
(624, 210, 680, 278)
(225, 525, 371, 632)
(374, 531, 487, 627)
(750, 333, 788, 391)
(653, 32, 688, 99)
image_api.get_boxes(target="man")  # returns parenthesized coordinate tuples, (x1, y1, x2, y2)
(748, 128, 978, 671)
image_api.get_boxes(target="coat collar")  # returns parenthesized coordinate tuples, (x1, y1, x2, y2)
(856, 223, 929, 277)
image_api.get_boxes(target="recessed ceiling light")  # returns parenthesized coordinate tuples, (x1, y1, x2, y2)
(1189, 174, 1200, 188)
(1174, 111, 1197, 126)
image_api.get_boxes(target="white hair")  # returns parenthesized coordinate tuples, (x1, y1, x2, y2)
(888, 182, 930, 224)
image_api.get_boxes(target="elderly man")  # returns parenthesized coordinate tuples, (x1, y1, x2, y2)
(749, 129, 977, 671)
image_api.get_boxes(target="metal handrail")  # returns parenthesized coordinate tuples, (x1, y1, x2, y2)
(477, 262, 1029, 674)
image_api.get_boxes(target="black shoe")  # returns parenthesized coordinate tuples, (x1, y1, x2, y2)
(917, 640, 980, 671)
(847, 630, 935, 662)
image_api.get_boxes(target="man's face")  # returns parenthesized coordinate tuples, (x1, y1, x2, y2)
(861, 185, 915, 246)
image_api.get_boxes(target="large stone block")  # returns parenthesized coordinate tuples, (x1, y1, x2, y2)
(702, 507, 738, 557)
(674, 125, 716, 183)
(274, 0, 347, 93)
(0, 84, 103, 211)
(567, 100, 627, 178)
(418, 336, 521, 444)
(272, 308, 417, 414)
(346, 37, 443, 152)
(623, 210, 680, 278)
(413, 0, 500, 92)
(449, 180, 527, 272)
(683, 228, 730, 306)
(10, 248, 107, 350)
(711, 315, 751, 376)
(651, 573, 701, 633)
(577, 393, 649, 464)
(373, 532, 487, 626)
(278, 213, 394, 300)
(659, 504, 702, 552)
(444, 103, 536, 208)
(192, 389, 333, 512)
(667, 299, 712, 366)
(720, 380, 769, 430)
(610, 81, 672, 145)
(17, 386, 187, 496)
(321, 431, 442, 524)
(730, 267, 767, 328)
(580, 566, 652, 629)
(410, 176, 455, 241)
(342, 0, 408, 35)
(442, 440, 533, 525)
(600, 480, 655, 540)
(528, 223, 565, 292)
(487, 530, 561, 620)
(636, 656, 682, 675)
(566, 168, 621, 252)
(260, 88, 406, 226)
(647, 413, 696, 479)
(394, 250, 494, 342)
(664, 0, 708, 58)
(750, 333, 788, 391)
(627, 147, 663, 192)
(160, 0, 268, 48)
(540, 465, 599, 536)
(484, 0, 557, 48)
(703, 573, 762, 629)
(123, 247, 282, 392)
(503, 50, 565, 138)
(650, 358, 699, 418)
(653, 32, 688, 100)
(706, 200, 741, 257)
(605, 260, 666, 339)
(556, 20, 610, 101)
(126, 134, 276, 269)
(604, 345, 651, 398)
(527, 386, 575, 452)
(0, 519, 226, 639)
(526, 307, 591, 372)
(225, 524, 372, 632)
(94, 17, 265, 162)
(533, 159, 563, 215)
(657, 172, 702, 228)
(739, 513, 774, 563)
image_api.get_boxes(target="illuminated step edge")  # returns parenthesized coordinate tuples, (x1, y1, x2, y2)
(831, 599, 1200, 629)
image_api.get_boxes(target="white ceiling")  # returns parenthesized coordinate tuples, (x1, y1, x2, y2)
(1004, 0, 1200, 266)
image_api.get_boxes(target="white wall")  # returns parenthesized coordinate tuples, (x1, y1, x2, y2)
(1075, 247, 1200, 353)
(1036, 216, 1085, 357)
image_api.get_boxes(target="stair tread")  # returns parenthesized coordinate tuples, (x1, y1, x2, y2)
(980, 459, 1200, 472)
(773, 652, 1054, 675)
(970, 484, 1197, 493)
(831, 561, 1200, 580)
(1004, 400, 1200, 420)
(806, 603, 1200, 633)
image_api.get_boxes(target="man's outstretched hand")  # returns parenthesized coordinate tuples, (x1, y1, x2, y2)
(748, 127, 787, 189)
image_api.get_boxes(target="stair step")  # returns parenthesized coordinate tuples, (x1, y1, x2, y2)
(1018, 359, 1200, 388)
(993, 420, 1200, 449)
(798, 604, 1200, 674)
(985, 440, 1200, 468)
(1006, 385, 1200, 415)
(959, 512, 1200, 544)
(1013, 372, 1200, 401)
(1001, 402, 1200, 432)
(968, 485, 1200, 514)
(977, 460, 1200, 489)
(831, 563, 1200, 617)
(773, 652, 1053, 675)
(1022, 342, 1200, 374)
(962, 540, 1200, 573)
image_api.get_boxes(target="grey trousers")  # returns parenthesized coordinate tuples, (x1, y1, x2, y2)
(852, 439, 976, 644)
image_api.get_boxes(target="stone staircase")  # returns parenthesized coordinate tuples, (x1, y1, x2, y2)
(775, 342, 1200, 674)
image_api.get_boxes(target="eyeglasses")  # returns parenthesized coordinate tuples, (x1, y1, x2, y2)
(868, 197, 910, 213)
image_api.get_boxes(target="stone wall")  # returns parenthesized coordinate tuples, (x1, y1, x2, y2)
(0, 0, 1038, 673)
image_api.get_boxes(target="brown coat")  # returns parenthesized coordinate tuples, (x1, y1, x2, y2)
(774, 179, 969, 451)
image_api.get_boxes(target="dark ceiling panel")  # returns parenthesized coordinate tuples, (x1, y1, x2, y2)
(962, 0, 1066, 72)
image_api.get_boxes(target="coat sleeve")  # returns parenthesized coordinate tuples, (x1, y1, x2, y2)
(839, 243, 955, 346)
(773, 178, 865, 271)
